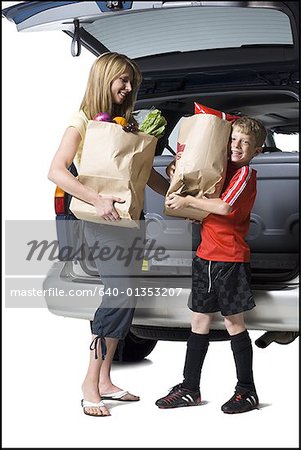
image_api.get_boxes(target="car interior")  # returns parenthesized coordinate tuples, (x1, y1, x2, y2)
(134, 89, 299, 156)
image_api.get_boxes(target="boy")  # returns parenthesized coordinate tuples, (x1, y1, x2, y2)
(156, 116, 267, 414)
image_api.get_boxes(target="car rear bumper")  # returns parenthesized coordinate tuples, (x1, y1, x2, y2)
(43, 262, 299, 332)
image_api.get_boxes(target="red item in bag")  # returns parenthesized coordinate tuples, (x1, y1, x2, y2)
(176, 103, 240, 157)
(194, 102, 240, 122)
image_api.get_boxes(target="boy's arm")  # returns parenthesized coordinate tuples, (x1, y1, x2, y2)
(165, 193, 231, 216)
(166, 165, 253, 216)
(186, 195, 231, 215)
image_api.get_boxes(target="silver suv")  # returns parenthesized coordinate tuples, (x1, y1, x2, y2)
(3, 1, 299, 361)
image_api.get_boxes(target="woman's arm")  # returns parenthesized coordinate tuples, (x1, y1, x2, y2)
(165, 193, 232, 216)
(48, 127, 123, 220)
(147, 167, 169, 196)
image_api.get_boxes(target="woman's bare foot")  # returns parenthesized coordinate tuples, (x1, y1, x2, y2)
(99, 383, 140, 401)
(82, 380, 111, 416)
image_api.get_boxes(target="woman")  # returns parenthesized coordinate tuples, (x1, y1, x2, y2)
(48, 52, 169, 416)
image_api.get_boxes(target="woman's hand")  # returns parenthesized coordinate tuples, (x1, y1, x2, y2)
(165, 193, 188, 210)
(166, 152, 183, 179)
(94, 196, 125, 221)
(166, 160, 176, 179)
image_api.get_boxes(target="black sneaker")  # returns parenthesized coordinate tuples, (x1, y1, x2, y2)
(155, 383, 202, 409)
(221, 390, 259, 414)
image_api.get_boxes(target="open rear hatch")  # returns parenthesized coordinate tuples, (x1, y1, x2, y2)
(3, 2, 299, 69)
(3, 1, 298, 284)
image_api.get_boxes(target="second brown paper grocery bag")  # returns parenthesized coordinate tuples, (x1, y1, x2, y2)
(165, 114, 231, 221)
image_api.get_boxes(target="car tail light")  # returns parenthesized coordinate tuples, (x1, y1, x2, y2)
(54, 186, 66, 214)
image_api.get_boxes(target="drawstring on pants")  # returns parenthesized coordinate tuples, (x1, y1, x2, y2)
(90, 336, 107, 360)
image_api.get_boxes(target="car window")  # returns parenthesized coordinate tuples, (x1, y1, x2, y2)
(273, 133, 299, 152)
(84, 7, 293, 59)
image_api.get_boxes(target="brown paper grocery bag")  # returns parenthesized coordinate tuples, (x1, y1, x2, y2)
(70, 120, 157, 227)
(165, 114, 231, 221)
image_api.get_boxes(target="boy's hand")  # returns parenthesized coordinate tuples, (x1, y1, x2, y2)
(165, 193, 188, 210)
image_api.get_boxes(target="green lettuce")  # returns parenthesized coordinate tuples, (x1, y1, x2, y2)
(139, 109, 167, 138)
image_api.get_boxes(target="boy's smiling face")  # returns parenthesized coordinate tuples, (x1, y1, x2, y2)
(230, 125, 262, 167)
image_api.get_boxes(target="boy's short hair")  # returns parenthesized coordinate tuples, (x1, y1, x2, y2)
(233, 116, 267, 147)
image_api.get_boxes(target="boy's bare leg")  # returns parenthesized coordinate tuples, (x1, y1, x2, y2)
(224, 312, 246, 335)
(191, 311, 213, 334)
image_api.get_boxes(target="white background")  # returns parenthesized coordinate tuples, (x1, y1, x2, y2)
(2, 2, 299, 448)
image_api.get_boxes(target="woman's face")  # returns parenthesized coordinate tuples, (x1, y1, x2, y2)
(111, 64, 133, 105)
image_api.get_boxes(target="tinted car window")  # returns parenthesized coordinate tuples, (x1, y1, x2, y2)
(85, 7, 293, 58)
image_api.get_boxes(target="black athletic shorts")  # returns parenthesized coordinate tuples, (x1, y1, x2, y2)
(189, 256, 256, 316)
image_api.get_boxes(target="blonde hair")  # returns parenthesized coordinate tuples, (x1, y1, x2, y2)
(233, 116, 267, 147)
(80, 52, 142, 121)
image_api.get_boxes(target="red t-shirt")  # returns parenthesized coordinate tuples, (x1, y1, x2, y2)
(196, 163, 257, 262)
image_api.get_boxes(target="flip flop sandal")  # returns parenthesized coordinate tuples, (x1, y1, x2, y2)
(81, 399, 111, 417)
(101, 390, 140, 402)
